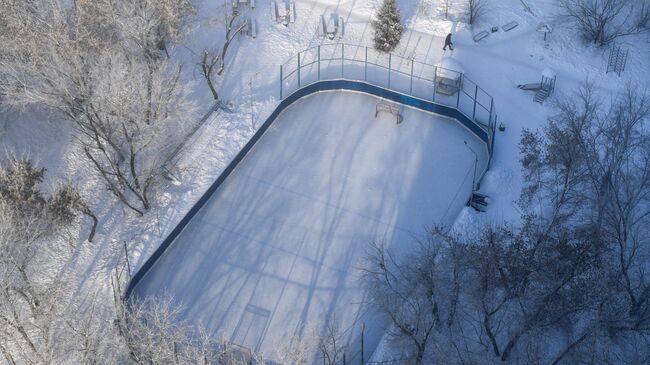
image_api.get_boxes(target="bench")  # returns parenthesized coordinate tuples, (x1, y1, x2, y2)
(473, 31, 489, 42)
(502, 21, 519, 32)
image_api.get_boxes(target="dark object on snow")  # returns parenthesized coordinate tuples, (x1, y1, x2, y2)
(470, 192, 490, 212)
(443, 33, 454, 50)
(491, 26, 498, 33)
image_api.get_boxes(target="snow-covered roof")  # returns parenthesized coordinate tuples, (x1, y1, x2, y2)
(436, 57, 464, 79)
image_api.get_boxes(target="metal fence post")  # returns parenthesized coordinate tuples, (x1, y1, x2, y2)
(489, 98, 494, 129)
(456, 73, 462, 108)
(364, 47, 368, 81)
(432, 66, 437, 102)
(388, 53, 392, 88)
(361, 322, 365, 365)
(410, 59, 414, 94)
(280, 65, 283, 99)
(472, 84, 478, 119)
(297, 52, 301, 88)
(318, 45, 321, 80)
(341, 44, 344, 77)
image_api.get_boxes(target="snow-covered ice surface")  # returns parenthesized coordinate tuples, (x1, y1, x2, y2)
(131, 91, 489, 361)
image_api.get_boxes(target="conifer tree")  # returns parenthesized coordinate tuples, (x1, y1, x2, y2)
(372, 0, 403, 52)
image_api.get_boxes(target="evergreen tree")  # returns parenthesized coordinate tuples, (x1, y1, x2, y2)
(373, 0, 403, 52)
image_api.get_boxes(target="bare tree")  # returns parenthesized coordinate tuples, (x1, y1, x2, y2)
(201, 49, 223, 101)
(317, 316, 346, 365)
(199, 6, 247, 101)
(361, 237, 456, 365)
(217, 9, 248, 77)
(466, 0, 486, 26)
(559, 0, 646, 45)
(518, 81, 650, 362)
(465, 222, 602, 362)
(638, 0, 650, 29)
(590, 86, 650, 334)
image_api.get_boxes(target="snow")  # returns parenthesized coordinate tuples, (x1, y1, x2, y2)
(436, 56, 465, 74)
(541, 67, 556, 79)
(0, 0, 648, 361)
(130, 91, 489, 361)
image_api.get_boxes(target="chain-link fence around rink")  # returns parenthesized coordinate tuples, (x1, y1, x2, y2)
(279, 43, 497, 153)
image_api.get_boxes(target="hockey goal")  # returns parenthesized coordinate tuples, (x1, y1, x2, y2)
(375, 102, 403, 124)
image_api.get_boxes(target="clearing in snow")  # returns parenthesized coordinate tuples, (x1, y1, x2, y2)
(130, 90, 489, 361)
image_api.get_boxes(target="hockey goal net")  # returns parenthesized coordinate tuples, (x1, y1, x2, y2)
(375, 102, 403, 124)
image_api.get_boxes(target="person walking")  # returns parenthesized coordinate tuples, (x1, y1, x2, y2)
(443, 33, 454, 51)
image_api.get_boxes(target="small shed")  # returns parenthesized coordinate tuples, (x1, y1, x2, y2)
(435, 57, 464, 95)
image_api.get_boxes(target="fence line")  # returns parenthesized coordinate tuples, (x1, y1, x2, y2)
(162, 101, 222, 177)
(279, 43, 497, 155)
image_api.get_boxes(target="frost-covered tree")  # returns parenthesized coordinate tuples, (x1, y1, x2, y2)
(0, 156, 111, 364)
(0, 156, 93, 237)
(0, 156, 46, 218)
(373, 0, 403, 52)
(50, 182, 98, 242)
(0, 0, 197, 215)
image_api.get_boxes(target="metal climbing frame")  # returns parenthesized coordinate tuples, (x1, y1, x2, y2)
(607, 46, 629, 77)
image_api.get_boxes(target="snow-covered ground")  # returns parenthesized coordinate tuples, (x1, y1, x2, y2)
(131, 91, 489, 361)
(1, 0, 649, 362)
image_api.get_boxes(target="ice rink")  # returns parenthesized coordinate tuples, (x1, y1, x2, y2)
(131, 91, 489, 361)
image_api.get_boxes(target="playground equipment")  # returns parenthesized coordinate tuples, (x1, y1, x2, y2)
(520, 0, 534, 15)
(435, 57, 464, 96)
(607, 45, 628, 76)
(318, 13, 344, 40)
(473, 30, 489, 42)
(517, 68, 556, 104)
(272, 0, 295, 26)
(240, 17, 257, 38)
(232, 0, 254, 10)
(537, 23, 552, 41)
